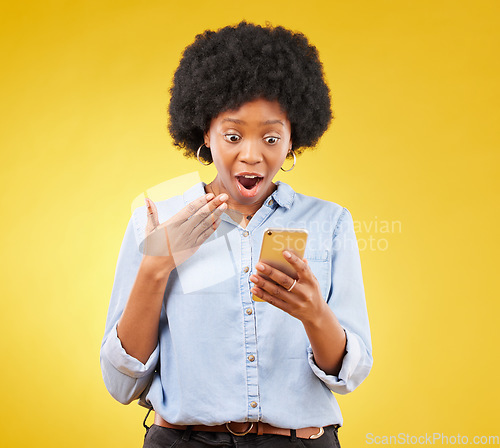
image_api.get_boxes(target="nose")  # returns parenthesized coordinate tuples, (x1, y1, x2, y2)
(238, 140, 263, 164)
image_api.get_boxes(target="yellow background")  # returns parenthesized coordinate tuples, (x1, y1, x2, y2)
(1, 0, 498, 446)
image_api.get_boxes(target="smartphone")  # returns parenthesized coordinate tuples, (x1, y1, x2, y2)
(252, 228, 308, 302)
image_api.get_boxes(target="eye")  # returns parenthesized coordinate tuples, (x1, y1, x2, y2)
(224, 134, 241, 143)
(264, 136, 280, 145)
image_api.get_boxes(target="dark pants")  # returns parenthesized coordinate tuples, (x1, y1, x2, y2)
(143, 424, 341, 448)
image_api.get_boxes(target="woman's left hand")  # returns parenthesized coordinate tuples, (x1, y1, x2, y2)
(250, 250, 327, 325)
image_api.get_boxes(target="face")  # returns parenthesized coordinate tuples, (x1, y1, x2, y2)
(204, 98, 292, 207)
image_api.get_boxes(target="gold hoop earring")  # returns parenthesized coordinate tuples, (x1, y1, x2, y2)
(197, 144, 212, 166)
(280, 149, 296, 172)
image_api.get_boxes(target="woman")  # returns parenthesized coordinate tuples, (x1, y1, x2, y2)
(100, 21, 372, 448)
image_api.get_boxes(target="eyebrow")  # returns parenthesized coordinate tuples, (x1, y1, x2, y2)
(220, 118, 285, 127)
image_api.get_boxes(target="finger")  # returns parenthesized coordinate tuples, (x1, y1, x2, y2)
(194, 214, 223, 247)
(251, 286, 288, 311)
(145, 197, 160, 234)
(185, 199, 227, 247)
(254, 262, 296, 291)
(250, 273, 294, 302)
(282, 250, 311, 280)
(184, 193, 228, 230)
(192, 201, 227, 235)
(175, 193, 216, 222)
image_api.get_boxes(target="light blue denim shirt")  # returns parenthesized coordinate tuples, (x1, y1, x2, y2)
(100, 181, 372, 429)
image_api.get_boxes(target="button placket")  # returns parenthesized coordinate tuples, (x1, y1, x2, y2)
(237, 200, 278, 421)
(240, 227, 260, 420)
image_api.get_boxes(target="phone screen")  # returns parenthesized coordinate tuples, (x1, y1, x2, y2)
(252, 228, 308, 302)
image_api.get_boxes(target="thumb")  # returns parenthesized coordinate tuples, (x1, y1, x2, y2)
(145, 197, 160, 233)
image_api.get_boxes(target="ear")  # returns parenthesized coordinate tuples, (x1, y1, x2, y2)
(204, 130, 211, 148)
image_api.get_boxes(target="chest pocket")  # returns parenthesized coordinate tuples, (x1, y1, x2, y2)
(304, 249, 330, 301)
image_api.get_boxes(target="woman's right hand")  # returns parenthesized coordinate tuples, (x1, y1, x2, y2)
(115, 193, 228, 364)
(142, 192, 228, 270)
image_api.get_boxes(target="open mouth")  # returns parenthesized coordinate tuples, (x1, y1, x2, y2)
(235, 175, 264, 197)
(237, 175, 262, 189)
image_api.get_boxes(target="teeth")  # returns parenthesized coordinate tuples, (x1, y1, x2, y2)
(243, 175, 259, 178)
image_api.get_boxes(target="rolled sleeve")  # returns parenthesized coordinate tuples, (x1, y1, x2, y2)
(102, 323, 159, 378)
(100, 323, 159, 405)
(307, 328, 371, 394)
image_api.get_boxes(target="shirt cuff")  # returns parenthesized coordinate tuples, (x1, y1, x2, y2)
(307, 328, 362, 394)
(101, 323, 159, 378)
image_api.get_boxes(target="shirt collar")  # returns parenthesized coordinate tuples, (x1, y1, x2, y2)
(183, 180, 295, 210)
(269, 181, 295, 209)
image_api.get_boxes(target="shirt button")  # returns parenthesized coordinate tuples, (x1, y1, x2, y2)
(250, 401, 258, 408)
(267, 199, 273, 206)
(243, 266, 249, 273)
(243, 230, 249, 237)
(246, 308, 253, 315)
(248, 355, 255, 362)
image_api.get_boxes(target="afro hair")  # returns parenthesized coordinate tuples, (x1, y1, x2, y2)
(168, 21, 333, 163)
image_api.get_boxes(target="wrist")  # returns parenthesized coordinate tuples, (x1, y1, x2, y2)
(140, 255, 175, 282)
(301, 300, 331, 330)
